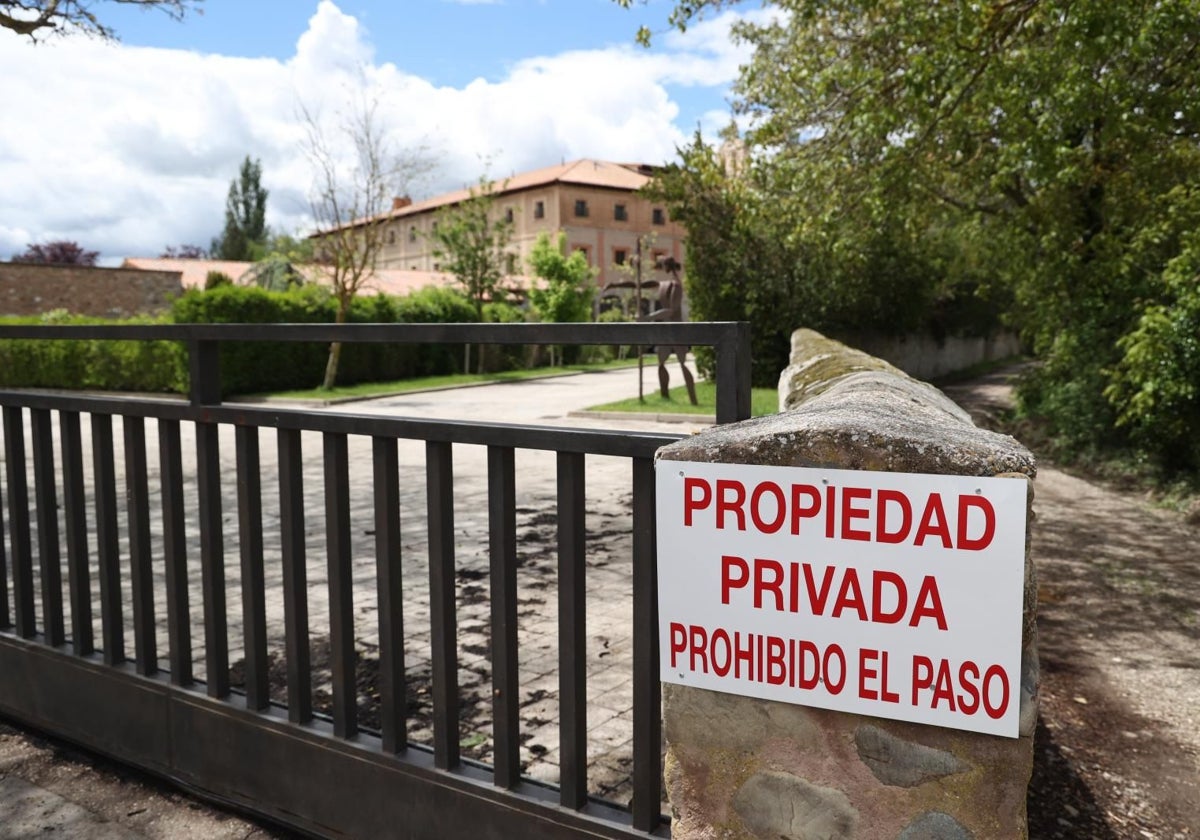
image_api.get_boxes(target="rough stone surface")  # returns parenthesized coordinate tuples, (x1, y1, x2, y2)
(664, 682, 819, 753)
(659, 329, 1038, 840)
(732, 772, 859, 840)
(0, 263, 181, 317)
(897, 811, 976, 840)
(854, 725, 970, 788)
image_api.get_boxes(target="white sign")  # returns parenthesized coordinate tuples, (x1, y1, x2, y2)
(656, 461, 1027, 737)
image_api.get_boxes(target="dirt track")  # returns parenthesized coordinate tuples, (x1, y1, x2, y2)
(945, 372, 1200, 838)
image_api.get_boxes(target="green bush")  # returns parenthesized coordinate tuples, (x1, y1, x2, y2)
(171, 284, 479, 395)
(0, 312, 183, 392)
(0, 285, 495, 396)
(478, 301, 528, 372)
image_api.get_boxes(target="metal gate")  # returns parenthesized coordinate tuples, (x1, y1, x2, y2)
(0, 322, 750, 838)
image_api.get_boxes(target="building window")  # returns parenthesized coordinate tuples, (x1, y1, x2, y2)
(505, 253, 518, 274)
(505, 207, 514, 224)
(409, 226, 417, 242)
(433, 262, 441, 271)
(387, 229, 396, 245)
(613, 248, 628, 266)
(573, 244, 591, 265)
(614, 204, 628, 222)
(574, 199, 589, 218)
(534, 200, 545, 219)
(652, 207, 666, 225)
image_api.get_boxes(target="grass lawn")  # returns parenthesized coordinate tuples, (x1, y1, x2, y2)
(258, 358, 639, 401)
(587, 379, 778, 417)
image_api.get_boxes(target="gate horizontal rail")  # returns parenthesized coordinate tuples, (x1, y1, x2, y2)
(0, 321, 752, 838)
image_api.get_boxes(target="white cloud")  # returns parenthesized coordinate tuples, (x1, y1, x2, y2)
(0, 0, 753, 262)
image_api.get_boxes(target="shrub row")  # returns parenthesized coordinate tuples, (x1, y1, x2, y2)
(170, 285, 483, 395)
(0, 285, 507, 396)
(0, 311, 183, 392)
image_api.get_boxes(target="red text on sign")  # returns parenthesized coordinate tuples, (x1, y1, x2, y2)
(720, 555, 948, 630)
(683, 477, 995, 550)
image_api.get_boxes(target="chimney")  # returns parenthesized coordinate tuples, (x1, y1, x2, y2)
(392, 195, 412, 211)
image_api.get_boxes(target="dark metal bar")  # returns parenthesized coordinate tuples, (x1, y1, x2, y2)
(557, 452, 587, 810)
(0, 444, 8, 631)
(196, 421, 228, 698)
(59, 412, 93, 655)
(277, 428, 311, 724)
(715, 321, 754, 424)
(159, 419, 192, 686)
(188, 340, 221, 406)
(373, 436, 406, 753)
(236, 426, 268, 711)
(31, 409, 65, 646)
(123, 416, 157, 675)
(630, 456, 662, 832)
(0, 393, 681, 459)
(488, 445, 519, 790)
(426, 440, 459, 770)
(91, 414, 124, 664)
(0, 320, 746, 347)
(324, 432, 356, 739)
(3, 407, 34, 639)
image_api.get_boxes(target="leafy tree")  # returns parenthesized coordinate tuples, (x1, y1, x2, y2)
(303, 98, 436, 389)
(527, 232, 596, 367)
(625, 0, 1200, 471)
(213, 156, 268, 262)
(0, 0, 197, 39)
(428, 176, 515, 373)
(11, 240, 98, 265)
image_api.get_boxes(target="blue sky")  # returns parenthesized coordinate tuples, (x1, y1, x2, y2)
(0, 0, 760, 262)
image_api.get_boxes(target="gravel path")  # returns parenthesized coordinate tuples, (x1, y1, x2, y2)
(945, 370, 1200, 838)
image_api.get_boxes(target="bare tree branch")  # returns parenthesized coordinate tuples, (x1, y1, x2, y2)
(301, 95, 437, 389)
(1, 0, 197, 40)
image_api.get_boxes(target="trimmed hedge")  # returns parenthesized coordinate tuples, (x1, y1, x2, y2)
(0, 312, 183, 392)
(170, 284, 479, 395)
(0, 286, 517, 396)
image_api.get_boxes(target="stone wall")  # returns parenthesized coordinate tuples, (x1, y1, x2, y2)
(656, 328, 1038, 839)
(0, 263, 182, 317)
(835, 330, 1023, 381)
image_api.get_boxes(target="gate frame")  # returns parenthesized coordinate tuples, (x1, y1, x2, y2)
(0, 321, 751, 839)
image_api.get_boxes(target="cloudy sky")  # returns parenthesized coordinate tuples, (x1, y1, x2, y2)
(0, 0, 762, 264)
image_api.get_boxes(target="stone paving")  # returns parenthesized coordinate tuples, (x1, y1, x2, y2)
(2, 366, 707, 810)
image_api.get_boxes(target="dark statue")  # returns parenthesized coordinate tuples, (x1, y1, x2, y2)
(642, 270, 698, 405)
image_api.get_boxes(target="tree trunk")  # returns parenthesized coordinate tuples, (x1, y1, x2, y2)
(322, 299, 349, 389)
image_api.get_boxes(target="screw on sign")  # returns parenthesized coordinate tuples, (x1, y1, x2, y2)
(656, 462, 1027, 737)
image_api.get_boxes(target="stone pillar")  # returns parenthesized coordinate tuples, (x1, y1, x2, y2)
(656, 329, 1038, 840)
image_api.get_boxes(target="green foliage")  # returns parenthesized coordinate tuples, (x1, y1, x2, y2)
(430, 176, 515, 319)
(213, 156, 268, 261)
(650, 134, 988, 386)
(242, 255, 304, 292)
(170, 284, 477, 395)
(1105, 240, 1200, 471)
(0, 312, 182, 392)
(205, 270, 233, 289)
(429, 176, 517, 373)
(527, 232, 596, 324)
(527, 232, 597, 367)
(630, 0, 1200, 473)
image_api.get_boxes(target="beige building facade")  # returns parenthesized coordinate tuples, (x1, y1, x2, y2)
(375, 159, 685, 290)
